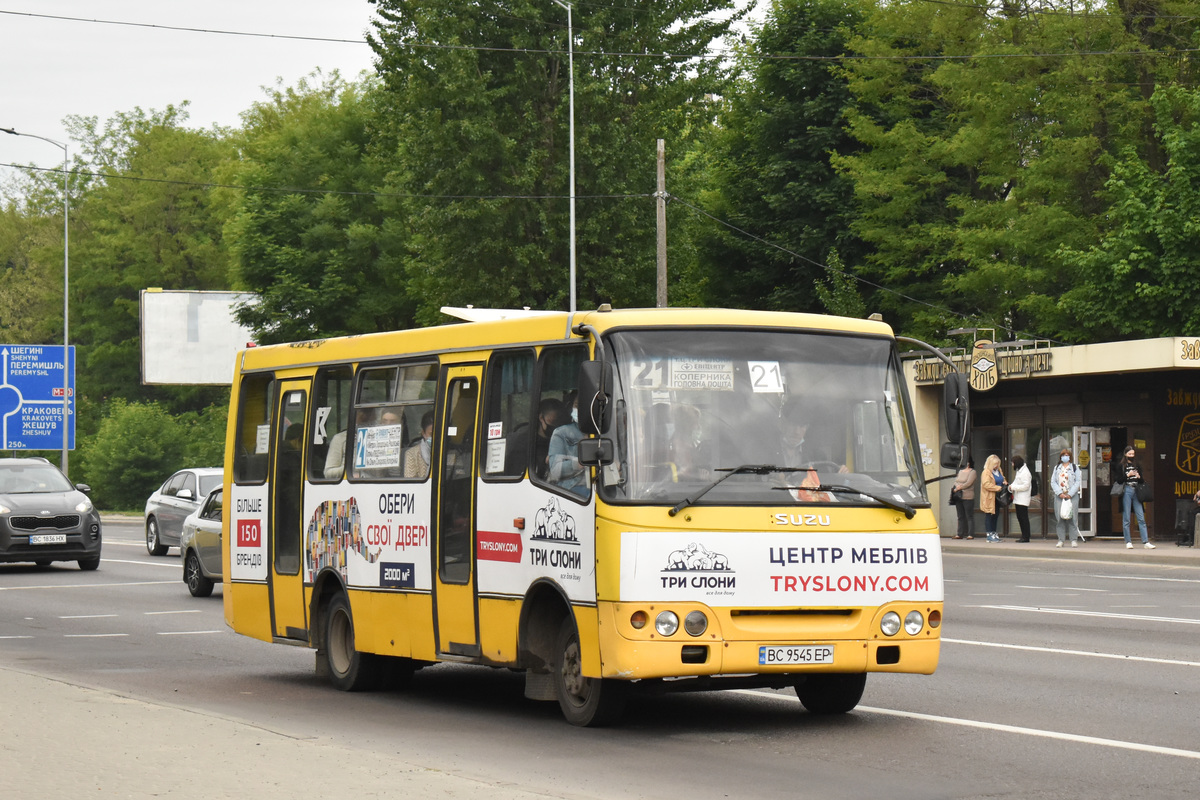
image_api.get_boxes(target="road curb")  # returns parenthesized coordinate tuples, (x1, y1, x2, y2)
(940, 537, 1200, 566)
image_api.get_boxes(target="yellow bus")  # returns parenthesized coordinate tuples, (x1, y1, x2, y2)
(222, 306, 963, 726)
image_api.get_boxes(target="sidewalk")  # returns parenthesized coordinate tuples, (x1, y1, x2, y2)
(0, 668, 562, 800)
(940, 533, 1200, 565)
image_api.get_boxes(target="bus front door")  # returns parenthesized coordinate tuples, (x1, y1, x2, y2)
(433, 365, 482, 658)
(270, 382, 310, 641)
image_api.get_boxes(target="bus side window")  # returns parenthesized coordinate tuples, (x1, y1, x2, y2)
(310, 366, 353, 481)
(486, 349, 535, 480)
(234, 374, 275, 484)
(535, 345, 589, 498)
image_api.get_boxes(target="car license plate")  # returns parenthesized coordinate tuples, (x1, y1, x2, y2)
(29, 534, 67, 545)
(758, 645, 835, 665)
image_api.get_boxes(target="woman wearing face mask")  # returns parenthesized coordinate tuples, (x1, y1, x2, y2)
(403, 410, 435, 479)
(1051, 448, 1082, 548)
(1113, 445, 1155, 549)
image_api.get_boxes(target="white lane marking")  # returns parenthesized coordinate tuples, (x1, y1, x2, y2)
(103, 540, 155, 548)
(64, 633, 128, 638)
(943, 637, 1200, 668)
(1094, 574, 1200, 585)
(733, 690, 1200, 760)
(976, 605, 1200, 625)
(1016, 585, 1108, 592)
(0, 581, 177, 591)
(103, 558, 180, 568)
(0, 635, 33, 639)
(144, 610, 201, 616)
(858, 706, 1200, 760)
(156, 630, 224, 636)
(59, 614, 118, 619)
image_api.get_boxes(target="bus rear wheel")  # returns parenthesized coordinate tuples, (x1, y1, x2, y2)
(552, 619, 625, 727)
(795, 673, 867, 714)
(323, 594, 383, 691)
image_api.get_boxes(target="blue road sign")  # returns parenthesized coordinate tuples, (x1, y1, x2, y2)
(0, 344, 75, 451)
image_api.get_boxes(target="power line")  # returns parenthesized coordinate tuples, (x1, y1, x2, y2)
(3, 7, 1198, 63)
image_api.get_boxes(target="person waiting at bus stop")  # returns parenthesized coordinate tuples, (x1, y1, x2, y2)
(1114, 445, 1155, 549)
(1051, 448, 1083, 548)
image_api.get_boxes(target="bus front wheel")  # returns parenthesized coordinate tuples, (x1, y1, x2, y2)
(323, 594, 383, 691)
(795, 673, 867, 714)
(552, 619, 626, 727)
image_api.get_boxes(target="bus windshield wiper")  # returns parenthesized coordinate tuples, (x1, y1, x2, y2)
(668, 465, 796, 517)
(775, 483, 916, 519)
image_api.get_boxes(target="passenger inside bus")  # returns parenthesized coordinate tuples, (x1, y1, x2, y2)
(548, 393, 589, 497)
(403, 410, 435, 479)
(323, 407, 373, 479)
(506, 397, 566, 479)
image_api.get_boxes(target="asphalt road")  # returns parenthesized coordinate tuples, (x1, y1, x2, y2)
(2, 518, 1197, 799)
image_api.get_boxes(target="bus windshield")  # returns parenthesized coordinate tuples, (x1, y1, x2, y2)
(605, 328, 926, 508)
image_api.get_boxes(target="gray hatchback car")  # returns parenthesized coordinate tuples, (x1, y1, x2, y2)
(144, 467, 223, 555)
(0, 458, 102, 570)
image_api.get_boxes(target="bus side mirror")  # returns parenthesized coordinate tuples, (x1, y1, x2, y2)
(576, 360, 613, 435)
(941, 443, 968, 471)
(943, 371, 969, 444)
(578, 437, 614, 467)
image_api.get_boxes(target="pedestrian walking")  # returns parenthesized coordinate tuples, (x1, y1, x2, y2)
(981, 454, 1007, 542)
(1051, 448, 1082, 548)
(1010, 455, 1033, 542)
(951, 456, 977, 540)
(1113, 445, 1155, 549)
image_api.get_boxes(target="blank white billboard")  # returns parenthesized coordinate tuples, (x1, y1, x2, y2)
(140, 289, 258, 385)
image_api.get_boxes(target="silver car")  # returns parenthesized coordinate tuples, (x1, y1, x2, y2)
(181, 487, 222, 597)
(144, 468, 222, 555)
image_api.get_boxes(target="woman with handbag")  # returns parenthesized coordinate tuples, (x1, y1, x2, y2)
(1113, 445, 1155, 549)
(1010, 455, 1033, 542)
(951, 456, 977, 540)
(1051, 448, 1082, 548)
(981, 454, 1008, 542)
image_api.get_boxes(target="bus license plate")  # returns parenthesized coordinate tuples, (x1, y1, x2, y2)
(29, 534, 67, 545)
(759, 645, 835, 665)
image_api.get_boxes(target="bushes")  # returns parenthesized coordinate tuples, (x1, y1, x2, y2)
(75, 399, 226, 511)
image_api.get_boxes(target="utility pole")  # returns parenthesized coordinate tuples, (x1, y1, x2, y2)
(656, 139, 667, 308)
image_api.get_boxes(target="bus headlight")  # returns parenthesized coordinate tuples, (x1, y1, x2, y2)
(655, 611, 679, 636)
(683, 611, 708, 637)
(880, 611, 901, 637)
(904, 610, 924, 635)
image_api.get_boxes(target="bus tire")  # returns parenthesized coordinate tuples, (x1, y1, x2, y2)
(795, 673, 867, 714)
(552, 618, 625, 727)
(323, 594, 383, 692)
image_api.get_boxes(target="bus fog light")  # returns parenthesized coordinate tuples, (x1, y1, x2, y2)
(630, 610, 648, 630)
(683, 611, 707, 636)
(904, 610, 924, 635)
(655, 611, 679, 636)
(880, 611, 901, 637)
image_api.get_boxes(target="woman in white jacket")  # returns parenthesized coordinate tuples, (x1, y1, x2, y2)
(1010, 455, 1033, 543)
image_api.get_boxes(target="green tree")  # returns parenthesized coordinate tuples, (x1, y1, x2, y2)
(224, 73, 399, 343)
(369, 0, 739, 322)
(68, 107, 235, 410)
(691, 0, 869, 313)
(1059, 85, 1200, 338)
(76, 399, 187, 510)
(834, 0, 1199, 341)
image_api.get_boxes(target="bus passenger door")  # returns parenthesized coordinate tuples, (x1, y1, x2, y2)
(433, 365, 482, 658)
(271, 382, 310, 641)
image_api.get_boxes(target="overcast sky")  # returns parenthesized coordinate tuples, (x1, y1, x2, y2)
(1, 1, 762, 176)
(0, 1, 379, 172)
